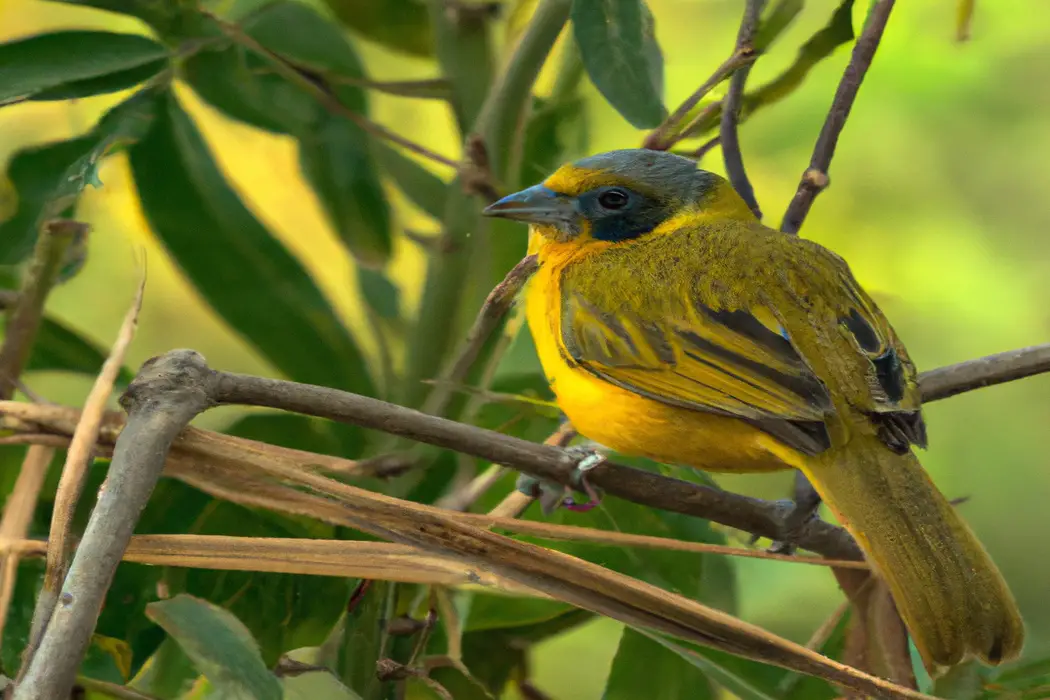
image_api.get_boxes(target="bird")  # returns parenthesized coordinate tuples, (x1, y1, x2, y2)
(482, 148, 1024, 672)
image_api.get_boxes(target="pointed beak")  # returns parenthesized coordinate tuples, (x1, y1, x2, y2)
(482, 184, 577, 226)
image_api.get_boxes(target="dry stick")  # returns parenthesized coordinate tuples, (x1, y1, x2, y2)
(12, 340, 1048, 699)
(0, 431, 865, 570)
(203, 11, 458, 169)
(36, 352, 930, 700)
(780, 0, 896, 234)
(19, 278, 143, 674)
(720, 0, 765, 219)
(0, 220, 81, 400)
(644, 49, 757, 151)
(14, 351, 215, 700)
(0, 446, 55, 652)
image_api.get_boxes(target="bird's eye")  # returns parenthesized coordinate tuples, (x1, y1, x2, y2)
(597, 188, 630, 210)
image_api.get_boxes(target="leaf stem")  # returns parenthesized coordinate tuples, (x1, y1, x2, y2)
(780, 0, 895, 234)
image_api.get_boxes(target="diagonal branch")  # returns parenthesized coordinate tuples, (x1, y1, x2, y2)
(780, 0, 896, 234)
(720, 0, 765, 219)
(14, 350, 935, 700)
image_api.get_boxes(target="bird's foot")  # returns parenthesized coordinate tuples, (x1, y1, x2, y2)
(514, 446, 606, 516)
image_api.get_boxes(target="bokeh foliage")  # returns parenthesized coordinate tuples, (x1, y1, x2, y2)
(1, 0, 1048, 698)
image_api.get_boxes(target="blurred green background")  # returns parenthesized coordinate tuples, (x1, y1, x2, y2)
(2, 1, 1048, 697)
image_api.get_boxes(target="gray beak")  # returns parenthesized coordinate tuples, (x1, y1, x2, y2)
(482, 184, 577, 226)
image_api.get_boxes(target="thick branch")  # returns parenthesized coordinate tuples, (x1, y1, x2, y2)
(780, 0, 895, 234)
(19, 350, 932, 700)
(14, 351, 214, 700)
(719, 0, 765, 219)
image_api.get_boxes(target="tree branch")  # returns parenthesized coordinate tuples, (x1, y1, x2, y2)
(14, 351, 214, 700)
(918, 343, 1050, 402)
(780, 0, 895, 234)
(16, 350, 937, 700)
(644, 50, 756, 151)
(720, 0, 765, 219)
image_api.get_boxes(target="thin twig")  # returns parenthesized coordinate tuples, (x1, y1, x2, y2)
(0, 220, 81, 400)
(644, 50, 757, 151)
(20, 277, 143, 672)
(0, 446, 55, 653)
(22, 351, 931, 700)
(918, 343, 1050, 402)
(420, 254, 539, 419)
(780, 0, 896, 234)
(202, 11, 458, 169)
(720, 0, 765, 219)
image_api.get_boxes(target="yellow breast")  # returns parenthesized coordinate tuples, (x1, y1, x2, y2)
(525, 236, 803, 473)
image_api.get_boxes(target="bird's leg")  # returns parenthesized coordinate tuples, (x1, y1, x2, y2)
(514, 445, 607, 515)
(765, 471, 823, 554)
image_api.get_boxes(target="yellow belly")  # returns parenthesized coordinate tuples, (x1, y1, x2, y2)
(525, 248, 803, 473)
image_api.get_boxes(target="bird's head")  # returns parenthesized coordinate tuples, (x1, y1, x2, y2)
(483, 149, 754, 245)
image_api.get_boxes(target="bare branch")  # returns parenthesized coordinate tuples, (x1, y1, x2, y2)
(780, 0, 895, 234)
(20, 278, 142, 673)
(645, 50, 756, 151)
(919, 343, 1050, 403)
(14, 351, 214, 700)
(720, 0, 765, 219)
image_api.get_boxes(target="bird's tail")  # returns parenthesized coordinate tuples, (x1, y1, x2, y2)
(804, 433, 1024, 672)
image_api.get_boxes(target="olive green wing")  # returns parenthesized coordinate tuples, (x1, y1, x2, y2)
(557, 269, 836, 456)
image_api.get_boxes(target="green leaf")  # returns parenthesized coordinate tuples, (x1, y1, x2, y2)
(335, 580, 394, 700)
(754, 0, 805, 52)
(319, 0, 433, 57)
(994, 657, 1050, 694)
(127, 89, 376, 396)
(605, 628, 715, 700)
(0, 31, 168, 104)
(645, 634, 779, 700)
(0, 89, 157, 265)
(519, 95, 589, 186)
(572, 0, 666, 128)
(46, 0, 175, 33)
(146, 594, 283, 700)
(464, 594, 571, 633)
(128, 638, 199, 698)
(373, 144, 448, 221)
(170, 501, 346, 666)
(298, 114, 392, 265)
(356, 267, 401, 321)
(19, 315, 132, 384)
(186, 2, 394, 265)
(282, 666, 363, 700)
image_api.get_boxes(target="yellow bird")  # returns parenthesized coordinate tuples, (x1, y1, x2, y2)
(483, 149, 1023, 671)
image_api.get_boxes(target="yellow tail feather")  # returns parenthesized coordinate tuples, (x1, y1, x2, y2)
(804, 433, 1024, 672)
